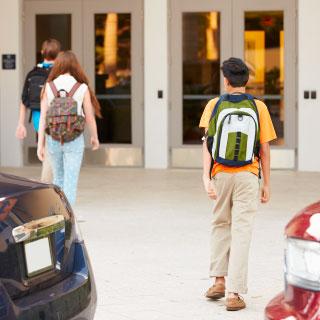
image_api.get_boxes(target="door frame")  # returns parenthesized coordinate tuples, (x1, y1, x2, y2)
(233, 0, 297, 152)
(23, 0, 144, 166)
(24, 0, 83, 69)
(169, 0, 232, 149)
(23, 0, 83, 164)
(169, 0, 297, 169)
(82, 0, 144, 149)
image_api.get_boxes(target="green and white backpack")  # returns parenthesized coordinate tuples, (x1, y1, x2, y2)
(206, 93, 260, 170)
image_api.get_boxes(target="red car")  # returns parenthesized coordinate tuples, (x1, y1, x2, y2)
(265, 201, 320, 320)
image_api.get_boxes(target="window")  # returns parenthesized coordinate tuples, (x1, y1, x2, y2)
(36, 14, 71, 62)
(183, 12, 220, 144)
(95, 13, 132, 143)
(245, 11, 284, 145)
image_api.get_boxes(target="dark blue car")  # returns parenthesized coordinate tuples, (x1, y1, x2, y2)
(0, 173, 97, 320)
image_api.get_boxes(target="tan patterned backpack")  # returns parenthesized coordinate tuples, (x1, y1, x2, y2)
(45, 82, 85, 144)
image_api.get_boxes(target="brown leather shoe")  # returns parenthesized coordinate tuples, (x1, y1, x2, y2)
(205, 283, 225, 300)
(226, 295, 246, 311)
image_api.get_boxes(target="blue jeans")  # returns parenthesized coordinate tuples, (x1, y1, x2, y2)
(46, 135, 84, 205)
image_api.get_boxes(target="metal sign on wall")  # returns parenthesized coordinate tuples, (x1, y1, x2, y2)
(2, 54, 16, 70)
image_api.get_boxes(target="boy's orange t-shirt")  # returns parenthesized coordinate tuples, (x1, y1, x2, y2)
(199, 97, 277, 177)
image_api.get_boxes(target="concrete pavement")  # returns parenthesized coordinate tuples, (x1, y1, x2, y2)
(2, 167, 320, 320)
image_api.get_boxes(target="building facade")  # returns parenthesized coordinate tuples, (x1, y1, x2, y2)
(0, 0, 319, 171)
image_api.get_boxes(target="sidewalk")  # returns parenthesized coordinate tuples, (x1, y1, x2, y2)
(2, 167, 320, 320)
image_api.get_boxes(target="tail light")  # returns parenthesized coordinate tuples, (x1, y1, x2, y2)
(285, 237, 320, 291)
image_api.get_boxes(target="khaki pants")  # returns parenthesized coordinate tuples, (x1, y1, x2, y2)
(210, 171, 259, 294)
(40, 145, 53, 183)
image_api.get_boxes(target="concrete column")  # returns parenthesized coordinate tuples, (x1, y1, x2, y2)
(298, 0, 320, 171)
(144, 0, 169, 168)
(0, 0, 23, 167)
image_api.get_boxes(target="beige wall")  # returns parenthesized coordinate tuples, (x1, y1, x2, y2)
(144, 0, 169, 168)
(298, 0, 320, 171)
(0, 0, 23, 166)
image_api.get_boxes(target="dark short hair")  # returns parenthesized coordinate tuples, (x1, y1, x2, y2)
(221, 57, 249, 87)
(41, 39, 61, 60)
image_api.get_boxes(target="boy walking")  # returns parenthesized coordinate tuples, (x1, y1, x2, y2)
(200, 58, 276, 311)
(16, 39, 61, 182)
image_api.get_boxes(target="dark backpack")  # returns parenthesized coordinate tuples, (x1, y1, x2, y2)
(27, 67, 51, 110)
(45, 82, 85, 144)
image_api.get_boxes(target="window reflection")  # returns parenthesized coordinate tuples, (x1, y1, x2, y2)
(36, 14, 71, 63)
(245, 11, 284, 145)
(95, 13, 131, 143)
(183, 12, 220, 144)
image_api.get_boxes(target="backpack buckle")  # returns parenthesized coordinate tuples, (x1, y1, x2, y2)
(58, 90, 67, 98)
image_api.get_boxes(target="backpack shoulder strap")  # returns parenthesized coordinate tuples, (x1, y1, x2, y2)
(245, 94, 259, 116)
(26, 69, 35, 81)
(49, 81, 59, 98)
(208, 93, 257, 122)
(209, 94, 227, 121)
(27, 67, 42, 81)
(244, 93, 255, 100)
(68, 82, 81, 97)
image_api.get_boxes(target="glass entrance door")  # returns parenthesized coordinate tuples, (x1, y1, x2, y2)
(24, 0, 144, 166)
(233, 0, 296, 167)
(170, 0, 296, 168)
(83, 0, 143, 166)
(170, 0, 232, 166)
(243, 11, 284, 145)
(182, 11, 221, 145)
(24, 0, 83, 164)
(94, 13, 132, 144)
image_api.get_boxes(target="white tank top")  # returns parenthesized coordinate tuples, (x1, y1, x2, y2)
(45, 74, 88, 116)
